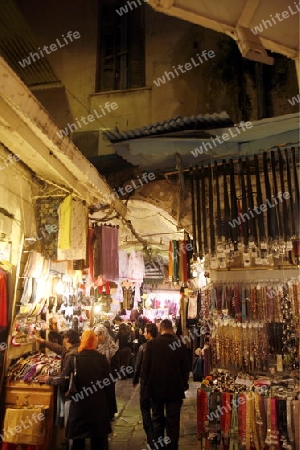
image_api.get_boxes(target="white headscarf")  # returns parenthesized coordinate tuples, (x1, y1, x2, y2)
(95, 325, 119, 362)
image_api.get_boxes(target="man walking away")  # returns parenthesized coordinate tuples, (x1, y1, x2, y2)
(37, 329, 80, 449)
(141, 319, 189, 450)
(133, 322, 158, 445)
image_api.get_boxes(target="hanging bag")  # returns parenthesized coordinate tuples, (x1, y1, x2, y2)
(65, 356, 77, 396)
(3, 407, 46, 445)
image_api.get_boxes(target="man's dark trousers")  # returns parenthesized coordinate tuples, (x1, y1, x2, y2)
(151, 398, 183, 450)
(140, 386, 154, 444)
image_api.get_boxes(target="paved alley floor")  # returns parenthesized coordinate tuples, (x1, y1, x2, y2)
(108, 378, 199, 450)
(56, 377, 200, 449)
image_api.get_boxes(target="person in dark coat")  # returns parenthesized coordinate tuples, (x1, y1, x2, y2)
(133, 322, 158, 445)
(141, 319, 189, 450)
(103, 320, 117, 341)
(116, 322, 132, 378)
(53, 330, 112, 450)
(37, 329, 80, 437)
(95, 324, 119, 420)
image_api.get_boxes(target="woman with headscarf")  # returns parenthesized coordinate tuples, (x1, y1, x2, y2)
(95, 325, 119, 421)
(61, 330, 112, 450)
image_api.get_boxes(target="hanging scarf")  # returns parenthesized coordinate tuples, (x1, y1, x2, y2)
(95, 325, 119, 362)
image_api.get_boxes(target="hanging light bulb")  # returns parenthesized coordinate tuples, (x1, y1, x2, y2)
(94, 304, 101, 314)
(56, 281, 64, 295)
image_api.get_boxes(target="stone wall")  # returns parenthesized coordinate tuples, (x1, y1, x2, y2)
(16, 0, 299, 156)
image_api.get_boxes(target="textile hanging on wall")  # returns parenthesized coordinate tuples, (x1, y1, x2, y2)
(88, 228, 95, 278)
(57, 194, 72, 249)
(0, 268, 8, 328)
(127, 251, 145, 283)
(101, 226, 119, 281)
(119, 250, 129, 280)
(93, 225, 102, 278)
(35, 198, 60, 260)
(168, 240, 189, 282)
(92, 226, 119, 281)
(57, 198, 88, 261)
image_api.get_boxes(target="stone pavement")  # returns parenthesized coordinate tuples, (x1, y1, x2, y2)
(56, 377, 200, 449)
(108, 377, 200, 450)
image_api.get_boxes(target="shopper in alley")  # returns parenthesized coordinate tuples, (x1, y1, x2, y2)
(37, 329, 80, 449)
(95, 324, 119, 420)
(141, 319, 189, 450)
(115, 322, 133, 378)
(133, 322, 158, 446)
(63, 330, 112, 450)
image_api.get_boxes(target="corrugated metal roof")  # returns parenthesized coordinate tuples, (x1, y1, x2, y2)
(0, 0, 60, 89)
(104, 111, 233, 143)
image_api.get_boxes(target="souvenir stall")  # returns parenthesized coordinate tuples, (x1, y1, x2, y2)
(1, 197, 125, 449)
(189, 149, 300, 449)
(142, 291, 180, 321)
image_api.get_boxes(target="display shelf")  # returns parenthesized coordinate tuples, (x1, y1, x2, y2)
(4, 380, 55, 450)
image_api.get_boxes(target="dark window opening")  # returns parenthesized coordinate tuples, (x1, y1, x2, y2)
(97, 1, 145, 91)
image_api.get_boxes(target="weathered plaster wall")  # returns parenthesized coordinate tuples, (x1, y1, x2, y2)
(16, 0, 98, 133)
(16, 0, 299, 156)
(0, 144, 35, 265)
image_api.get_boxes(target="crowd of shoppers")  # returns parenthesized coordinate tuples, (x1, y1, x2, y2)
(36, 316, 189, 450)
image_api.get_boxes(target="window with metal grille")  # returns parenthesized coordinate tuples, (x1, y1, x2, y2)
(97, 0, 145, 91)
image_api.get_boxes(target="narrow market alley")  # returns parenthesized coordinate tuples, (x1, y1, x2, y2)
(57, 378, 199, 450)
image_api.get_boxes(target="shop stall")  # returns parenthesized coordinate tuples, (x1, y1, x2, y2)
(188, 149, 300, 449)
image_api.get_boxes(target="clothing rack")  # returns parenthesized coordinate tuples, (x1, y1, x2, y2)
(90, 222, 119, 228)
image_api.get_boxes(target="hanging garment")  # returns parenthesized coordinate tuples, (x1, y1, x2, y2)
(101, 226, 119, 281)
(168, 241, 173, 282)
(57, 194, 72, 249)
(23, 251, 44, 279)
(93, 225, 102, 278)
(115, 284, 124, 303)
(35, 197, 60, 260)
(181, 240, 188, 282)
(87, 228, 95, 279)
(180, 293, 189, 341)
(122, 286, 133, 310)
(57, 199, 88, 261)
(20, 278, 33, 305)
(187, 294, 198, 319)
(127, 251, 145, 283)
(119, 250, 129, 280)
(134, 282, 141, 307)
(0, 269, 8, 328)
(172, 240, 179, 281)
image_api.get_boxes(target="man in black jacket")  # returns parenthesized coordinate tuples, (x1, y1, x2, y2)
(141, 319, 189, 450)
(37, 329, 80, 449)
(133, 322, 158, 445)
